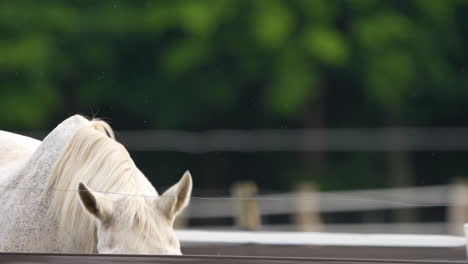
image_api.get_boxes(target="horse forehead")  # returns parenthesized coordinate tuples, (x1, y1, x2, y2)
(114, 196, 147, 211)
(112, 198, 156, 222)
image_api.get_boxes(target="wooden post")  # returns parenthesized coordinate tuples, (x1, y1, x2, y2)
(386, 128, 416, 223)
(231, 181, 261, 230)
(449, 179, 468, 235)
(294, 183, 322, 232)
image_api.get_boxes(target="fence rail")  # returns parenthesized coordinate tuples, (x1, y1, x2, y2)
(1, 253, 466, 264)
(178, 183, 468, 235)
(23, 127, 468, 152)
(187, 185, 450, 219)
(118, 128, 468, 152)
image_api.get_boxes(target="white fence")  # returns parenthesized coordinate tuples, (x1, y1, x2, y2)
(188, 185, 449, 217)
(178, 183, 468, 235)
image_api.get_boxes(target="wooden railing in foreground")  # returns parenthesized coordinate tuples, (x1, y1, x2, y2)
(0, 253, 466, 264)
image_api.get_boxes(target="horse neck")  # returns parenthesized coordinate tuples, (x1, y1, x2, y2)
(0, 116, 91, 253)
(15, 115, 91, 190)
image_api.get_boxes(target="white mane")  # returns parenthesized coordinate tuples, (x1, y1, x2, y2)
(47, 118, 157, 253)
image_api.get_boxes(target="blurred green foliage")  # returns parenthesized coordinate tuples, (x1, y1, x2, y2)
(1, 0, 468, 190)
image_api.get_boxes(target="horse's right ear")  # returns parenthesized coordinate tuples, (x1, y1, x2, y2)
(158, 171, 192, 221)
(78, 182, 112, 221)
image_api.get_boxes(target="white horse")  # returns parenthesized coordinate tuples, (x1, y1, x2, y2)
(0, 115, 192, 254)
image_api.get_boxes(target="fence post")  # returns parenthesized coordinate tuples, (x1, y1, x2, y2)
(294, 183, 322, 232)
(449, 178, 468, 235)
(231, 181, 261, 230)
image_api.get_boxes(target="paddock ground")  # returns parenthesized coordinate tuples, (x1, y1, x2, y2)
(183, 243, 466, 260)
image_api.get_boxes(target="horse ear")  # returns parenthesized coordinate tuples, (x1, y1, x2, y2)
(78, 182, 112, 221)
(159, 171, 192, 221)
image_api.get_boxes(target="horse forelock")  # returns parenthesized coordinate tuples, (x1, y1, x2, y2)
(47, 118, 154, 253)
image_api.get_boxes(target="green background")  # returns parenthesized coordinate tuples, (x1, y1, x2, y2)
(1, 0, 468, 196)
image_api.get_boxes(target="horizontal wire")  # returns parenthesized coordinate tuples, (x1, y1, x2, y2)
(0, 184, 453, 207)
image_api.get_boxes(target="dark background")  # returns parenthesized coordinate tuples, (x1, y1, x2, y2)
(1, 0, 468, 207)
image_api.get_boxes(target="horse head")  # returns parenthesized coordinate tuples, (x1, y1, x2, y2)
(78, 171, 192, 254)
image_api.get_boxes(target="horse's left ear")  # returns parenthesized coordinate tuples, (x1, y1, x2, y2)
(159, 171, 192, 221)
(78, 182, 112, 221)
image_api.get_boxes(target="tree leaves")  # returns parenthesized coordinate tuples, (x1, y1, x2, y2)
(0, 0, 467, 130)
(302, 26, 349, 66)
